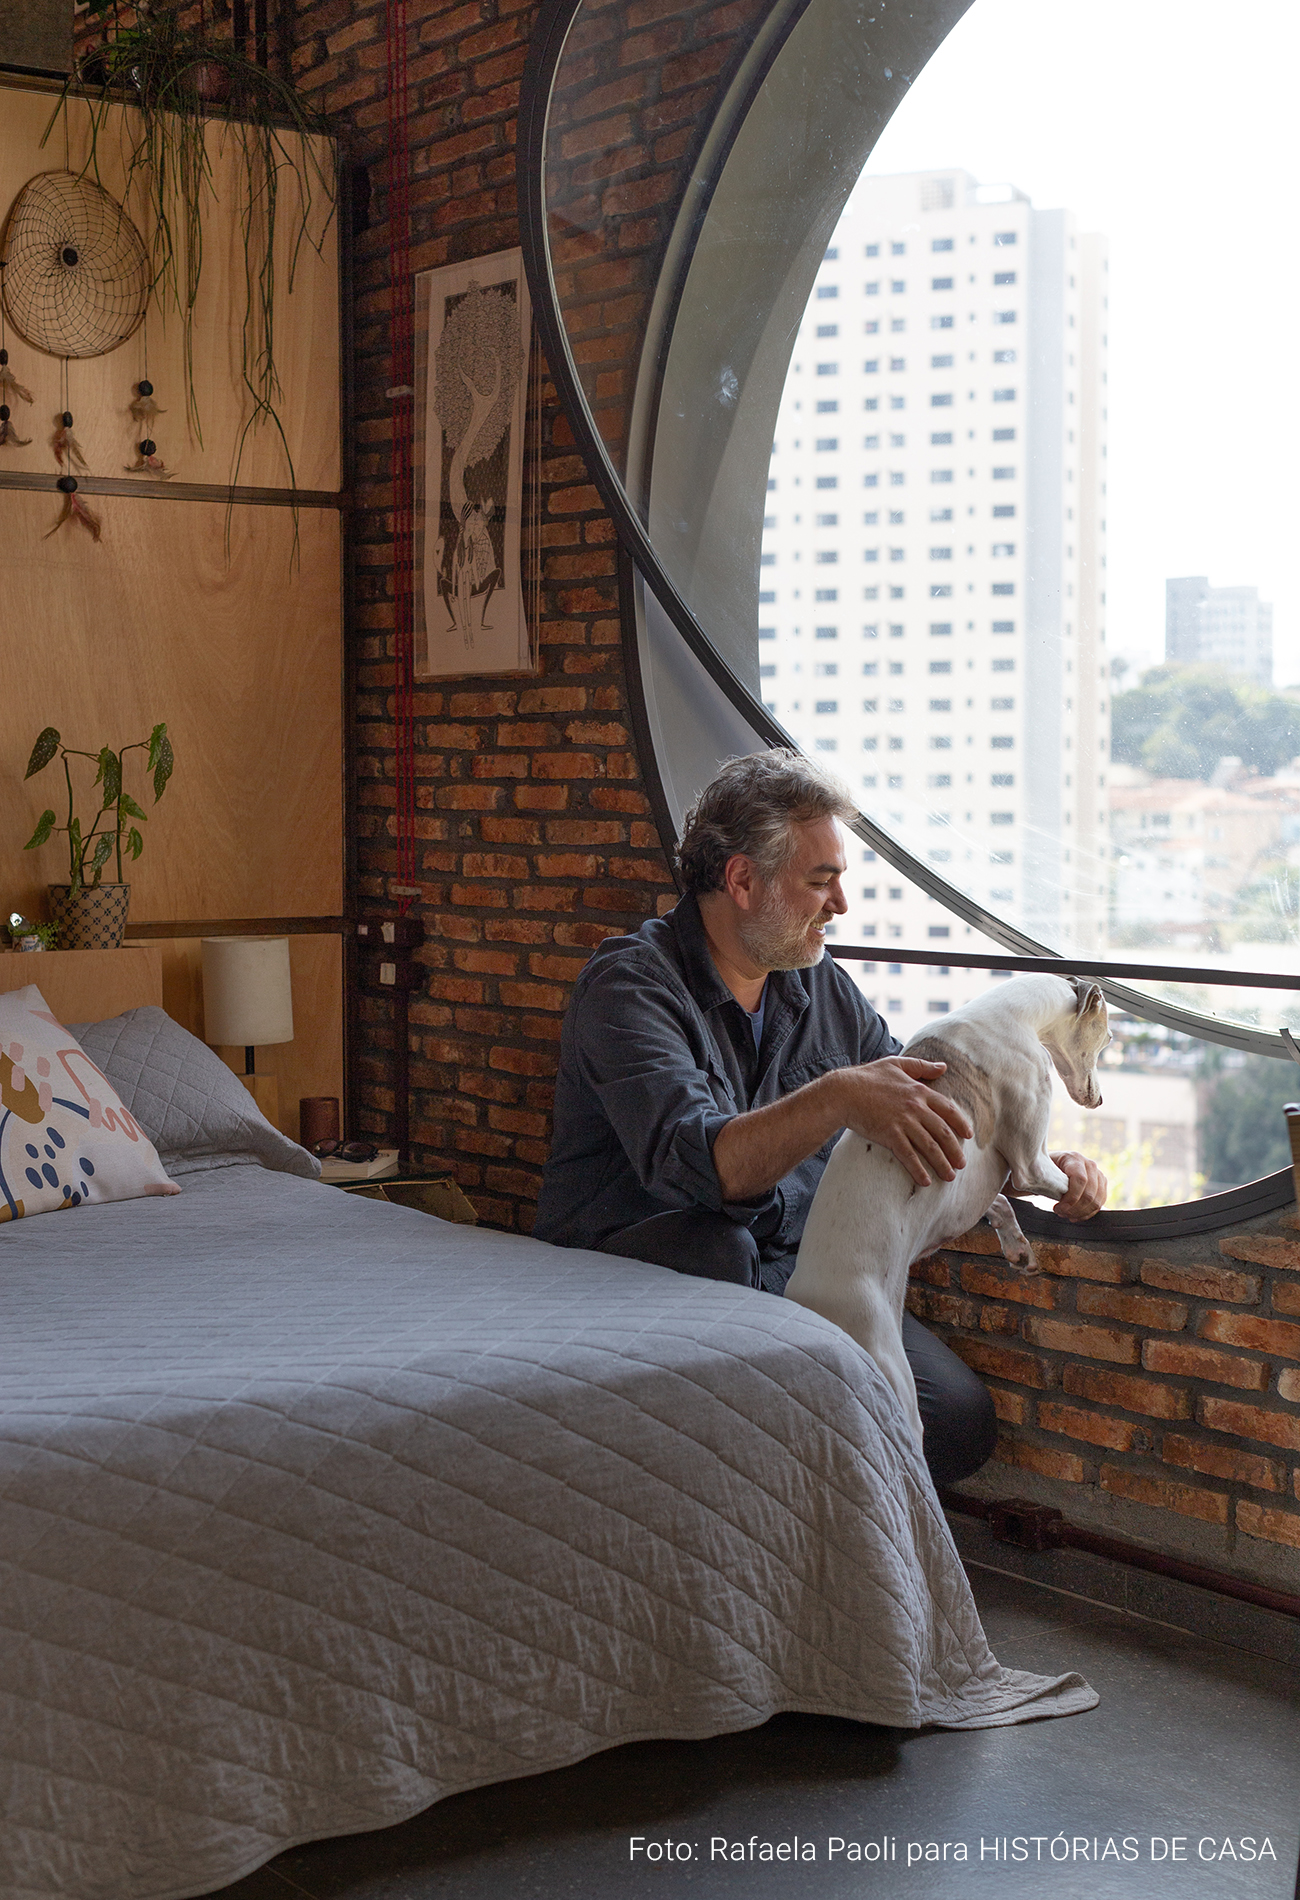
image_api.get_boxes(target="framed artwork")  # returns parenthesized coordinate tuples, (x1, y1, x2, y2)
(414, 249, 536, 677)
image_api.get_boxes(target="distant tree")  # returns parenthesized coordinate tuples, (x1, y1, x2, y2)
(1110, 666, 1300, 782)
(1198, 1049, 1296, 1187)
(1224, 863, 1300, 942)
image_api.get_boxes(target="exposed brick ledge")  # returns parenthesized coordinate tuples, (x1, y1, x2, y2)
(920, 1202, 1300, 1591)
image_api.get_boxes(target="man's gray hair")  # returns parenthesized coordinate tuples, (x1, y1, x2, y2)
(676, 748, 858, 895)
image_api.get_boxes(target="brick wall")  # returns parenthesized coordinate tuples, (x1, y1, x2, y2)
(287, 0, 672, 1232)
(281, 0, 1300, 1581)
(284, 0, 785, 1232)
(916, 1215, 1300, 1585)
(542, 0, 769, 463)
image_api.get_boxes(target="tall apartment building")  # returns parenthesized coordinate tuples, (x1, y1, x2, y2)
(1166, 576, 1273, 685)
(760, 168, 1110, 1038)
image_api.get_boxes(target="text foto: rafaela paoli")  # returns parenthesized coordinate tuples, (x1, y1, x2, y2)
(627, 1834, 1279, 1865)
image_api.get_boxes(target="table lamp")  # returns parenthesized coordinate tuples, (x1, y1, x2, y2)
(201, 936, 294, 1128)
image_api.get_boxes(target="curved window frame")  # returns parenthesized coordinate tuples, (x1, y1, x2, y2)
(519, 0, 1298, 1235)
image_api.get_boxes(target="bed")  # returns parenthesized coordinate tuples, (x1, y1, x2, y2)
(0, 999, 1096, 1900)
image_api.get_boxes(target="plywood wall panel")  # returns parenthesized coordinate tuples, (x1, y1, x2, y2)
(0, 945, 163, 1018)
(1, 492, 342, 925)
(0, 86, 339, 492)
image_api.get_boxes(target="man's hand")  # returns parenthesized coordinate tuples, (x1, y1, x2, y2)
(711, 1055, 972, 1204)
(836, 1056, 973, 1188)
(1050, 1150, 1108, 1221)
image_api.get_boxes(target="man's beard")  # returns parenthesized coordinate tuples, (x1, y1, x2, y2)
(737, 885, 828, 971)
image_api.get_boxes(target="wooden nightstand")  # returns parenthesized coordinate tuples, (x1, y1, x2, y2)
(327, 1171, 479, 1225)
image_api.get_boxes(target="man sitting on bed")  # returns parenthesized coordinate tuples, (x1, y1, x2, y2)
(534, 749, 1107, 1487)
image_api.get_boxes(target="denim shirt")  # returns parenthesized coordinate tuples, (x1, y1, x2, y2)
(535, 892, 900, 1271)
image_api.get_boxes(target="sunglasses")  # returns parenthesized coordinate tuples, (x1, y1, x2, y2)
(311, 1139, 381, 1162)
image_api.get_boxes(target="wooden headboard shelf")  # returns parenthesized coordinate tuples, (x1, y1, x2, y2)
(0, 948, 164, 1023)
(0, 79, 344, 1140)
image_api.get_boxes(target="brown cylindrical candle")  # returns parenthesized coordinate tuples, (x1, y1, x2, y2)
(300, 1096, 340, 1149)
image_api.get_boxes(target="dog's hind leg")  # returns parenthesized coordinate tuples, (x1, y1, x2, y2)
(984, 1193, 1039, 1274)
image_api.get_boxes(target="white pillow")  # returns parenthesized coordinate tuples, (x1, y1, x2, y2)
(0, 984, 179, 1224)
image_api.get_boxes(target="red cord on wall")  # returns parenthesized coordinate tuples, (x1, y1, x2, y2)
(386, 0, 417, 914)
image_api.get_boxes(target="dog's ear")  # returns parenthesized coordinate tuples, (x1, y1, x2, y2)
(1070, 977, 1105, 1017)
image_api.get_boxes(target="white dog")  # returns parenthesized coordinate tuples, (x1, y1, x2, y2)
(784, 974, 1110, 1443)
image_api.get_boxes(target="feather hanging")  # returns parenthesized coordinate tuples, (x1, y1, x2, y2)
(53, 411, 89, 473)
(0, 347, 34, 442)
(0, 404, 32, 447)
(124, 438, 170, 476)
(125, 381, 171, 475)
(0, 358, 34, 407)
(46, 476, 101, 542)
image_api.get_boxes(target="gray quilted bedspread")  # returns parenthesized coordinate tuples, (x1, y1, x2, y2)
(0, 1168, 1096, 1900)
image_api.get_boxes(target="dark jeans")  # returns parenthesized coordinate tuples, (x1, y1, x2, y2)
(601, 1209, 997, 1489)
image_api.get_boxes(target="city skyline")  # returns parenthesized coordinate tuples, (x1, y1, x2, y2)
(760, 165, 1107, 1039)
(861, 0, 1300, 687)
(1165, 576, 1274, 686)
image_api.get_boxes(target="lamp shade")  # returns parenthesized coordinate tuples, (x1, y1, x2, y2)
(201, 937, 294, 1047)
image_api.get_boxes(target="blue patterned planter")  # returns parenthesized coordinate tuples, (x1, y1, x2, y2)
(47, 883, 131, 951)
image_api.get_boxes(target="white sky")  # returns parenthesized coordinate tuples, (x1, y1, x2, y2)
(861, 0, 1300, 685)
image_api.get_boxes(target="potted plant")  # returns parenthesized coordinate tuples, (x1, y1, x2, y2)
(53, 4, 336, 485)
(22, 724, 175, 950)
(6, 915, 59, 953)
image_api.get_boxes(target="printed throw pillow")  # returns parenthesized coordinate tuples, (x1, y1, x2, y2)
(0, 983, 180, 1224)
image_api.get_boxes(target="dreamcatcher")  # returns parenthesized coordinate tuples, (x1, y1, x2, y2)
(1, 170, 149, 357)
(0, 170, 153, 538)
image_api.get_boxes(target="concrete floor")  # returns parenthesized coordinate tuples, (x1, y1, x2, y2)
(214, 1565, 1300, 1900)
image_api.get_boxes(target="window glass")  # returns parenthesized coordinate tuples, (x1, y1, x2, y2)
(533, 0, 1300, 1210)
(744, 0, 1300, 1202)
(758, 0, 1300, 1047)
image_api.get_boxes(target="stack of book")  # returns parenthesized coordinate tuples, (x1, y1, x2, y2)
(318, 1148, 399, 1184)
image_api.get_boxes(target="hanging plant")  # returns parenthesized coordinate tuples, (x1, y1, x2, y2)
(47, 4, 337, 494)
